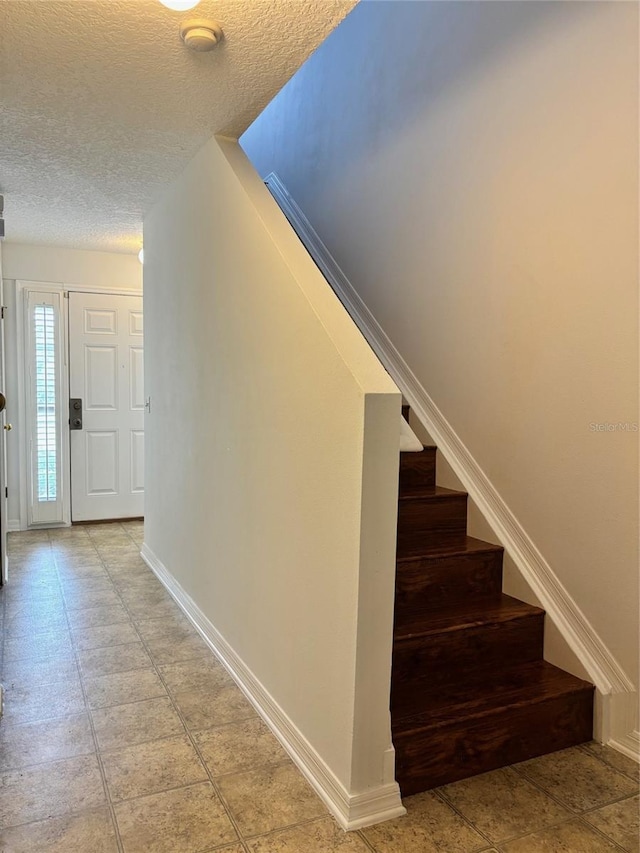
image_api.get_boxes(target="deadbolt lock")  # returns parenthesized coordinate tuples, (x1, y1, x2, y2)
(69, 398, 83, 430)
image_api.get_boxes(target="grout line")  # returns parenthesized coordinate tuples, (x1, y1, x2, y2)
(84, 522, 254, 850)
(511, 759, 639, 816)
(50, 526, 127, 853)
(433, 787, 496, 848)
(574, 815, 630, 853)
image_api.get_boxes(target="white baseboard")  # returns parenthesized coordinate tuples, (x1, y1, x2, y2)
(141, 543, 406, 830)
(265, 172, 638, 748)
(609, 730, 640, 764)
(7, 519, 22, 532)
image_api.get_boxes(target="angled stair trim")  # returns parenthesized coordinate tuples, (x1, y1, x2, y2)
(141, 543, 406, 830)
(265, 171, 637, 749)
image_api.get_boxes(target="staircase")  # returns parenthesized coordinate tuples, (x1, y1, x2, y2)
(392, 411, 594, 796)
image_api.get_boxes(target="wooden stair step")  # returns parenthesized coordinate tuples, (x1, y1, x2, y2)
(395, 536, 504, 615)
(392, 594, 545, 691)
(397, 487, 468, 556)
(399, 447, 437, 495)
(392, 660, 594, 794)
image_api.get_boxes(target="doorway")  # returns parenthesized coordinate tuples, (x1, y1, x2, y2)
(18, 283, 144, 528)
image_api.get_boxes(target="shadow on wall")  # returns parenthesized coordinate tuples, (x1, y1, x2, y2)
(242, 0, 597, 190)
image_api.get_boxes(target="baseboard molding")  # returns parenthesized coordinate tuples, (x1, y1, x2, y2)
(265, 172, 637, 746)
(609, 730, 640, 764)
(141, 543, 406, 830)
(7, 520, 22, 532)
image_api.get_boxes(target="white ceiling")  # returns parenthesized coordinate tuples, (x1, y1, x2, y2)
(0, 0, 356, 252)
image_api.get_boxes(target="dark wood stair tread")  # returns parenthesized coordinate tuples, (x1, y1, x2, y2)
(392, 660, 594, 735)
(394, 593, 544, 642)
(397, 535, 503, 563)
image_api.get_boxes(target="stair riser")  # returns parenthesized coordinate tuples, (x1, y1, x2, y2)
(394, 688, 594, 794)
(397, 495, 468, 557)
(392, 614, 545, 692)
(395, 550, 503, 616)
(399, 451, 437, 493)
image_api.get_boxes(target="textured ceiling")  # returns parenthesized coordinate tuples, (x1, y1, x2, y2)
(0, 0, 356, 252)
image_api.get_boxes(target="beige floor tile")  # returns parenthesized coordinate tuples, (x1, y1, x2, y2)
(102, 734, 207, 801)
(54, 555, 104, 570)
(158, 658, 232, 696)
(66, 603, 131, 629)
(2, 656, 80, 689)
(439, 767, 571, 844)
(126, 598, 183, 621)
(501, 818, 621, 852)
(2, 679, 86, 723)
(217, 761, 326, 836)
(362, 790, 487, 853)
(584, 794, 639, 852)
(111, 575, 162, 595)
(78, 640, 152, 678)
(194, 717, 287, 776)
(145, 630, 210, 665)
(64, 588, 123, 612)
(174, 683, 258, 731)
(60, 576, 115, 593)
(119, 587, 171, 608)
(582, 742, 640, 783)
(96, 545, 141, 561)
(71, 620, 140, 650)
(83, 666, 168, 709)
(0, 713, 95, 770)
(89, 532, 132, 545)
(0, 806, 118, 853)
(91, 696, 185, 750)
(248, 817, 371, 853)
(134, 614, 194, 640)
(516, 747, 638, 812)
(57, 564, 111, 581)
(103, 556, 148, 573)
(4, 609, 68, 638)
(0, 754, 107, 828)
(3, 630, 74, 662)
(114, 781, 238, 853)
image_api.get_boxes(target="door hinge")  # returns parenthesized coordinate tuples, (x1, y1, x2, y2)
(4, 487, 7, 499)
(0, 306, 6, 320)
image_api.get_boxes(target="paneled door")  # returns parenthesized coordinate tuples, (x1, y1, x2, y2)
(69, 292, 144, 521)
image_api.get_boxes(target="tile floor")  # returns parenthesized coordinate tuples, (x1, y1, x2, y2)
(0, 524, 638, 853)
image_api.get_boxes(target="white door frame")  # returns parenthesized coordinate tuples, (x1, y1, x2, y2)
(15, 280, 141, 529)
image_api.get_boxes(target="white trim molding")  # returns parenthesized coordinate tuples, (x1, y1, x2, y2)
(141, 543, 406, 829)
(265, 172, 638, 755)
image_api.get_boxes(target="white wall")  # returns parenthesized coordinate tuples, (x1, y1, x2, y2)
(143, 135, 404, 826)
(1, 243, 141, 526)
(241, 0, 639, 739)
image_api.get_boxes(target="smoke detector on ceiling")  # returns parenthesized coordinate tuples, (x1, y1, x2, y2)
(179, 19, 223, 51)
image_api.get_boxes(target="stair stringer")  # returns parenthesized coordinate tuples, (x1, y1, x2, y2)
(265, 171, 638, 754)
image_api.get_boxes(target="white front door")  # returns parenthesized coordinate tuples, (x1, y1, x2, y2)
(0, 249, 8, 581)
(69, 292, 144, 521)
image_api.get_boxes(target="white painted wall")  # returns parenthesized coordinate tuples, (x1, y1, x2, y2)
(241, 0, 639, 737)
(1, 243, 141, 526)
(143, 135, 404, 825)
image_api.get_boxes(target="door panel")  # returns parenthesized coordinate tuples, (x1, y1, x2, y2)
(69, 292, 143, 521)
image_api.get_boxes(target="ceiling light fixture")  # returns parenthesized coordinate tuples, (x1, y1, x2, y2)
(180, 19, 223, 51)
(138, 249, 144, 264)
(159, 0, 200, 11)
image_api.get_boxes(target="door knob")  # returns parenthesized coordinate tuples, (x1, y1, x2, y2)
(4, 423, 12, 431)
